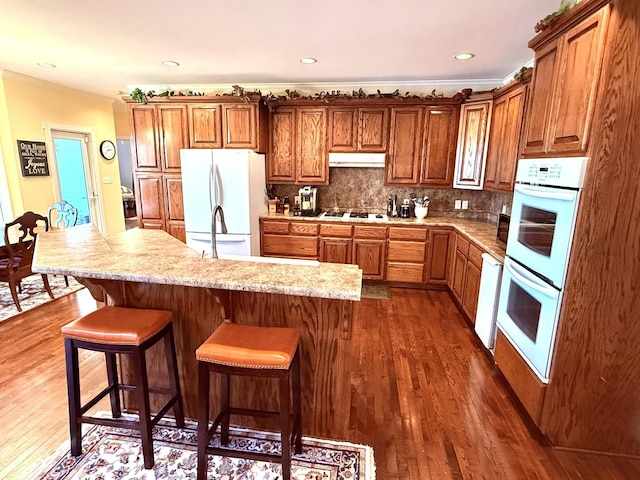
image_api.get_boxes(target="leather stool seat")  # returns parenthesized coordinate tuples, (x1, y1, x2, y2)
(196, 321, 302, 480)
(62, 306, 185, 470)
(196, 322, 299, 369)
(61, 306, 172, 345)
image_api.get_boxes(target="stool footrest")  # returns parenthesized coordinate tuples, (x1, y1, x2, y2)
(80, 385, 115, 415)
(204, 446, 285, 465)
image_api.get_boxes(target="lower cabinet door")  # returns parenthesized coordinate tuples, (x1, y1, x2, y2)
(451, 250, 467, 302)
(353, 239, 385, 279)
(320, 237, 352, 264)
(462, 261, 481, 322)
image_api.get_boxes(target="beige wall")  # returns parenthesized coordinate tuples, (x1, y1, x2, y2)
(0, 71, 124, 234)
(112, 99, 130, 138)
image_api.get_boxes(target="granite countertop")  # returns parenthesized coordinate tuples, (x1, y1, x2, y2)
(260, 212, 506, 261)
(32, 225, 363, 301)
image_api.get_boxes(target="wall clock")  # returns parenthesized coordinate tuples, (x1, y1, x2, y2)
(99, 140, 116, 160)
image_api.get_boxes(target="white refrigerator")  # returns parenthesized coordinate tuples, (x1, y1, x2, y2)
(180, 149, 266, 257)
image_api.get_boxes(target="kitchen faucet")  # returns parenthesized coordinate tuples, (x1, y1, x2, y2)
(211, 204, 228, 259)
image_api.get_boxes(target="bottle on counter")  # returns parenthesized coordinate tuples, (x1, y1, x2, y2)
(276, 197, 284, 214)
(283, 196, 290, 214)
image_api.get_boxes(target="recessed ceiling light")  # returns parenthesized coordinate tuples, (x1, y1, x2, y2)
(454, 53, 474, 60)
(37, 63, 56, 68)
(162, 60, 180, 67)
(299, 57, 317, 64)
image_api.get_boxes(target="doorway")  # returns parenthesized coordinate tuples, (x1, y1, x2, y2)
(47, 129, 103, 231)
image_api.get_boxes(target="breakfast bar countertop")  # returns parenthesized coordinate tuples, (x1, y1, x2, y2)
(261, 213, 507, 262)
(32, 224, 363, 301)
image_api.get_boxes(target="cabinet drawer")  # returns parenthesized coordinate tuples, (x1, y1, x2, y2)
(387, 263, 424, 283)
(262, 234, 317, 258)
(456, 234, 470, 255)
(494, 330, 547, 425)
(262, 221, 289, 235)
(320, 224, 353, 238)
(388, 241, 426, 263)
(389, 226, 428, 241)
(353, 225, 387, 239)
(467, 243, 484, 268)
(290, 222, 318, 236)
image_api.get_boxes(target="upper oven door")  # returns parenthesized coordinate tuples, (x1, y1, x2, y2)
(507, 184, 580, 288)
(496, 257, 562, 383)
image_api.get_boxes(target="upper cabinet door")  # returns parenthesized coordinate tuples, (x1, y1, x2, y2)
(157, 105, 189, 171)
(522, 5, 609, 157)
(547, 7, 609, 154)
(188, 104, 222, 148)
(522, 40, 558, 156)
(358, 107, 389, 152)
(453, 100, 492, 190)
(485, 83, 527, 192)
(420, 106, 459, 187)
(386, 107, 424, 185)
(297, 108, 328, 184)
(222, 104, 257, 149)
(328, 108, 358, 152)
(130, 105, 160, 170)
(268, 107, 297, 184)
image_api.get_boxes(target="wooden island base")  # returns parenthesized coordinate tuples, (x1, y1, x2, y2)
(79, 277, 354, 439)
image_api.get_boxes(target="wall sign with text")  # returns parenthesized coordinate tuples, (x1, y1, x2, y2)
(17, 140, 50, 177)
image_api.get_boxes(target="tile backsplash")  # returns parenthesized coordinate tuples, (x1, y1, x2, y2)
(271, 167, 512, 224)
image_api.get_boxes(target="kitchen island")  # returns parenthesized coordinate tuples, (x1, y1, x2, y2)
(33, 225, 362, 437)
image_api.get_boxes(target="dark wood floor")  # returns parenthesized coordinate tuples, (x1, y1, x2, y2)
(1, 287, 639, 479)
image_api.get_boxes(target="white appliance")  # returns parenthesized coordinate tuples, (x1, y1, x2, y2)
(181, 149, 266, 257)
(497, 157, 588, 383)
(328, 152, 385, 168)
(474, 253, 503, 352)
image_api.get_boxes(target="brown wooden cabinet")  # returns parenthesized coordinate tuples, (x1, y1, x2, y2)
(386, 226, 427, 283)
(522, 5, 609, 156)
(163, 175, 185, 243)
(453, 99, 493, 189)
(386, 107, 424, 184)
(484, 81, 528, 192)
(353, 226, 387, 280)
(222, 104, 257, 149)
(450, 232, 484, 323)
(187, 104, 222, 148)
(135, 174, 164, 230)
(420, 107, 459, 187)
(425, 228, 452, 285)
(328, 107, 389, 152)
(130, 106, 161, 171)
(319, 224, 353, 264)
(261, 220, 319, 259)
(268, 107, 328, 185)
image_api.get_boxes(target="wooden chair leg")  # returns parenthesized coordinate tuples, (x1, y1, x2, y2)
(133, 348, 154, 469)
(64, 275, 69, 287)
(164, 325, 185, 427)
(42, 274, 54, 299)
(64, 338, 82, 456)
(105, 352, 121, 418)
(280, 373, 292, 480)
(197, 362, 211, 480)
(220, 373, 230, 445)
(8, 278, 22, 312)
(292, 350, 302, 454)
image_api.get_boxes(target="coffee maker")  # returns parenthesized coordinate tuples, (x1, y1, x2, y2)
(298, 186, 319, 216)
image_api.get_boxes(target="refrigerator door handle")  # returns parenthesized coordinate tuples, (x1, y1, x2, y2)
(208, 163, 214, 211)
(214, 164, 222, 206)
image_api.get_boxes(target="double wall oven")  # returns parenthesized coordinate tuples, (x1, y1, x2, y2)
(497, 157, 588, 383)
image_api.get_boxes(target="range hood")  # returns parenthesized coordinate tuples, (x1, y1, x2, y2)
(328, 152, 385, 168)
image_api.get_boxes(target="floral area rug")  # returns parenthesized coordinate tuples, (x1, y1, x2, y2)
(36, 414, 376, 480)
(0, 274, 84, 322)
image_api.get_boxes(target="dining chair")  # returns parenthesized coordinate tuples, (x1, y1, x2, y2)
(0, 211, 54, 312)
(47, 200, 78, 286)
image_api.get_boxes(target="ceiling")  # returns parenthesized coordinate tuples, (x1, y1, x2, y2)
(0, 0, 561, 100)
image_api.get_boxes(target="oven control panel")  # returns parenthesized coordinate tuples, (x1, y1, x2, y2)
(516, 157, 588, 188)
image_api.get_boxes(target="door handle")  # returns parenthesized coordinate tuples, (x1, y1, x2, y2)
(504, 258, 559, 299)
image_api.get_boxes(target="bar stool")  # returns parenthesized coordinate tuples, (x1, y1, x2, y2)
(61, 306, 185, 469)
(196, 321, 302, 480)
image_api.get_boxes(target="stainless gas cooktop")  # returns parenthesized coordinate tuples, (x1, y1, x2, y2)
(320, 211, 388, 221)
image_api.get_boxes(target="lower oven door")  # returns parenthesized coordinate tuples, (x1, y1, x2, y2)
(496, 257, 562, 383)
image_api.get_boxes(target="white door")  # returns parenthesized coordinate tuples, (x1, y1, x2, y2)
(212, 150, 251, 235)
(50, 130, 102, 230)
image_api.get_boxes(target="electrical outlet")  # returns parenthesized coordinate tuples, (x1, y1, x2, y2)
(454, 200, 461, 210)
(462, 200, 469, 210)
